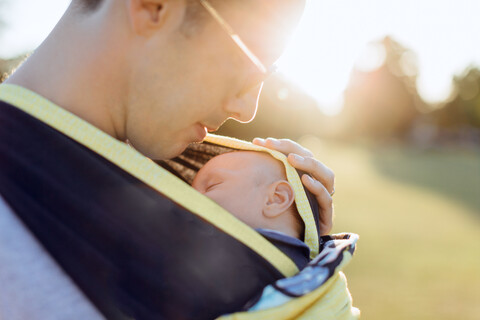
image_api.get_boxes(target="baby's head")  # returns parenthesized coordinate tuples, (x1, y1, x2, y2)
(192, 151, 304, 239)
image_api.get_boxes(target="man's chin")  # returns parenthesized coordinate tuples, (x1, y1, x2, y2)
(151, 142, 191, 161)
(127, 139, 187, 161)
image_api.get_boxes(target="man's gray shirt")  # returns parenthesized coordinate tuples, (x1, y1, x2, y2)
(0, 196, 104, 320)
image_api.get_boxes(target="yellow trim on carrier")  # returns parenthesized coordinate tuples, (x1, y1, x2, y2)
(0, 84, 299, 277)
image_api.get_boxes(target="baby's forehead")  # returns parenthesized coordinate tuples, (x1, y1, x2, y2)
(200, 151, 285, 178)
(216, 150, 274, 163)
(213, 151, 282, 169)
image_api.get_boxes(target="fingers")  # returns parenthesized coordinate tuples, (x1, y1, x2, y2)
(302, 174, 333, 236)
(252, 137, 314, 158)
(288, 154, 335, 195)
(253, 137, 334, 194)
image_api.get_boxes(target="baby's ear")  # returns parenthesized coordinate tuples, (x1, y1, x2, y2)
(263, 180, 295, 219)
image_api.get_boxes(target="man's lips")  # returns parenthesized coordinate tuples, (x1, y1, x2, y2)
(193, 124, 208, 142)
(202, 124, 220, 133)
(192, 123, 221, 143)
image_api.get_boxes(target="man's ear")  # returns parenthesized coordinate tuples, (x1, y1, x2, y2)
(128, 0, 184, 37)
(263, 180, 295, 219)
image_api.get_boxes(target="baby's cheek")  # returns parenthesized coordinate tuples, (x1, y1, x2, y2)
(203, 191, 226, 208)
(215, 194, 243, 216)
(190, 179, 202, 192)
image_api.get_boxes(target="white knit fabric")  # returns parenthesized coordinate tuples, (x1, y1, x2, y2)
(0, 196, 105, 320)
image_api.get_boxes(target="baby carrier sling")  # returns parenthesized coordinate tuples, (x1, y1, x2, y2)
(163, 135, 360, 319)
(0, 84, 359, 319)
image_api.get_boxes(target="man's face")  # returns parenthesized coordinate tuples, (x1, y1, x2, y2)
(124, 1, 306, 160)
(192, 151, 284, 228)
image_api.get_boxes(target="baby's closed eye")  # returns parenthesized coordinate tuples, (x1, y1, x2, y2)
(205, 181, 222, 192)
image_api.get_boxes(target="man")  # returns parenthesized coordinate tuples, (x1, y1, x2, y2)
(0, 1, 338, 319)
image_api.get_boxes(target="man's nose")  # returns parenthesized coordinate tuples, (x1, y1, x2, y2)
(225, 84, 263, 123)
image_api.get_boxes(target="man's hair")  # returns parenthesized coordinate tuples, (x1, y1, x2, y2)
(77, 0, 103, 11)
(181, 0, 209, 36)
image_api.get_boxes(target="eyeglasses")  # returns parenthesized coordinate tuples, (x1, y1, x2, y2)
(199, 0, 276, 76)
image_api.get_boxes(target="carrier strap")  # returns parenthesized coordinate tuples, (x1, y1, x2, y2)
(0, 84, 298, 277)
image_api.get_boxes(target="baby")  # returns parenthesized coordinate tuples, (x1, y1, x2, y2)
(192, 150, 311, 269)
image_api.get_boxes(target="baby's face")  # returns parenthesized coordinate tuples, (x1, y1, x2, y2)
(192, 151, 283, 229)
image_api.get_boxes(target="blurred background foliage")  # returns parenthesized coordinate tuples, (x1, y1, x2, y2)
(0, 2, 479, 319)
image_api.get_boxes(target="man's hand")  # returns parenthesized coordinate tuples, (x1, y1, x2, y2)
(253, 137, 334, 236)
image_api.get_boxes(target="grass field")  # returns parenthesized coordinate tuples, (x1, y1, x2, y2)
(299, 137, 480, 320)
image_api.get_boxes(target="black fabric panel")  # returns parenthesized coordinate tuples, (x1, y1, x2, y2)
(0, 101, 285, 320)
(257, 229, 310, 270)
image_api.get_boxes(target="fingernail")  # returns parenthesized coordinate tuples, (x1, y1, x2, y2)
(293, 154, 304, 162)
(253, 138, 265, 144)
(303, 174, 314, 183)
(266, 138, 278, 145)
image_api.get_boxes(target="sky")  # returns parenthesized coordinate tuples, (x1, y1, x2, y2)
(1, 0, 479, 115)
(278, 0, 480, 114)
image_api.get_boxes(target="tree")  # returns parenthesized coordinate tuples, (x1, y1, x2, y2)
(434, 66, 480, 129)
(339, 36, 425, 140)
